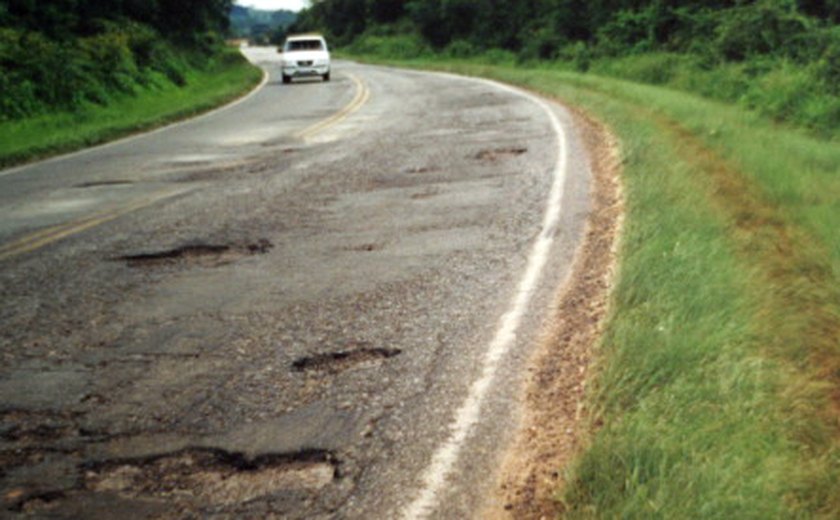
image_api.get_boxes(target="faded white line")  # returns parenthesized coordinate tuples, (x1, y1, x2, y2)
(401, 75, 568, 519)
(0, 57, 270, 179)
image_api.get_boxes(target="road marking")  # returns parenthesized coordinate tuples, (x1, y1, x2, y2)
(400, 75, 569, 519)
(0, 190, 184, 261)
(294, 73, 370, 141)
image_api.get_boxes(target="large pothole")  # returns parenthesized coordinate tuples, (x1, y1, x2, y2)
(84, 448, 337, 506)
(475, 147, 528, 162)
(116, 240, 273, 268)
(74, 180, 134, 188)
(292, 346, 402, 375)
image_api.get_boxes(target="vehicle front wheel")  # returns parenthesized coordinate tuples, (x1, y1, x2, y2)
(282, 74, 291, 84)
(323, 71, 331, 82)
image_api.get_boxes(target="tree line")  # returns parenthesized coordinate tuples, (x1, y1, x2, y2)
(0, 0, 232, 42)
(290, 0, 839, 63)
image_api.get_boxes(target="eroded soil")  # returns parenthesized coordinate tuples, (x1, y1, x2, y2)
(487, 106, 623, 519)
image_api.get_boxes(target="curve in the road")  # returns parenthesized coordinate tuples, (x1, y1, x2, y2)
(294, 73, 370, 141)
(401, 74, 569, 520)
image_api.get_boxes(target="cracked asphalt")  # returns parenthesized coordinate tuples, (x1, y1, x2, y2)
(0, 48, 593, 519)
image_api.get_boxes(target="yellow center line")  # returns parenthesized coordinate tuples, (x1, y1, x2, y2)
(0, 190, 184, 261)
(0, 73, 371, 262)
(293, 73, 371, 141)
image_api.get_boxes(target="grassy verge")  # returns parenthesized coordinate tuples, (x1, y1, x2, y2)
(0, 49, 262, 169)
(346, 55, 840, 517)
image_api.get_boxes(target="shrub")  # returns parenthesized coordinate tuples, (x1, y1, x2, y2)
(590, 53, 700, 86)
(478, 48, 517, 66)
(518, 26, 564, 61)
(815, 29, 840, 94)
(713, 0, 814, 61)
(347, 33, 431, 59)
(444, 39, 478, 59)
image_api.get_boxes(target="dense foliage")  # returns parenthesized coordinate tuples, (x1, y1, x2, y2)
(291, 0, 840, 135)
(0, 0, 236, 120)
(292, 0, 838, 52)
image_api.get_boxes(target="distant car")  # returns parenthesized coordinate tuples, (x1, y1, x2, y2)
(280, 34, 331, 84)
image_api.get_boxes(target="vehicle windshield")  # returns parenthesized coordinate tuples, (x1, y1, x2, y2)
(286, 40, 324, 52)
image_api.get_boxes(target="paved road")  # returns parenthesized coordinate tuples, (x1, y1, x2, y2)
(0, 48, 592, 518)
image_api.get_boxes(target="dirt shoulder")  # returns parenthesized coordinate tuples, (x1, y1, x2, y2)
(485, 104, 624, 519)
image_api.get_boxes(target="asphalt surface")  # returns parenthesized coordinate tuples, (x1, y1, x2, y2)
(0, 48, 592, 518)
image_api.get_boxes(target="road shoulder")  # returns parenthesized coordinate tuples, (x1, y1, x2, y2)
(487, 104, 624, 519)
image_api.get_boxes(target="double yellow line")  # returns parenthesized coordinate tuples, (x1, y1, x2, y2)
(294, 73, 371, 141)
(0, 191, 182, 262)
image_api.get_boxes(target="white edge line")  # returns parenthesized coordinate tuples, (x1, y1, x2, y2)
(400, 73, 569, 519)
(0, 56, 270, 179)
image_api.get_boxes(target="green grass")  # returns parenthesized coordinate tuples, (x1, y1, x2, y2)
(345, 55, 840, 518)
(0, 49, 263, 168)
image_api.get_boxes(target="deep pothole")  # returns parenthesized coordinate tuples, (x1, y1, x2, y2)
(292, 347, 402, 375)
(475, 147, 528, 162)
(116, 239, 273, 268)
(84, 448, 337, 506)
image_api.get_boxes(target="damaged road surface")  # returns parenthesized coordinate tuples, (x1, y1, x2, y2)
(0, 48, 593, 518)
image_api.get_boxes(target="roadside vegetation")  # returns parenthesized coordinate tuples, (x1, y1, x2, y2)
(229, 5, 297, 45)
(0, 0, 262, 167)
(294, 0, 840, 517)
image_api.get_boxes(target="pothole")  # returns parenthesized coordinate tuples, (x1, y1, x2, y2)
(74, 180, 134, 188)
(0, 410, 79, 444)
(346, 243, 382, 253)
(9, 490, 66, 514)
(116, 240, 273, 268)
(292, 347, 402, 374)
(475, 147, 528, 162)
(411, 188, 440, 200)
(84, 448, 337, 506)
(403, 166, 436, 174)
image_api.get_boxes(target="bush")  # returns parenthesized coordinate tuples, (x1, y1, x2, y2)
(814, 28, 840, 94)
(595, 6, 663, 56)
(444, 39, 478, 59)
(590, 53, 701, 86)
(713, 0, 814, 61)
(556, 42, 595, 72)
(478, 48, 517, 66)
(346, 33, 431, 59)
(0, 21, 224, 119)
(518, 26, 564, 61)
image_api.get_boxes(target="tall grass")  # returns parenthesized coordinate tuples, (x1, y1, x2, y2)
(345, 54, 840, 517)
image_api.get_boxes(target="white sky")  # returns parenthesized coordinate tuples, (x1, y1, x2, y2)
(236, 0, 309, 12)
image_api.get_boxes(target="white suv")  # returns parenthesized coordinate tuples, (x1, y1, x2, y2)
(280, 35, 331, 84)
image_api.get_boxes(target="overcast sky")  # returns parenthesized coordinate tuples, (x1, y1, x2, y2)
(236, 0, 309, 12)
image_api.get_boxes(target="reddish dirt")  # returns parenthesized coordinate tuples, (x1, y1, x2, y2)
(484, 107, 624, 519)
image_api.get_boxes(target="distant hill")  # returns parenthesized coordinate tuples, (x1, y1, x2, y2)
(230, 5, 297, 44)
